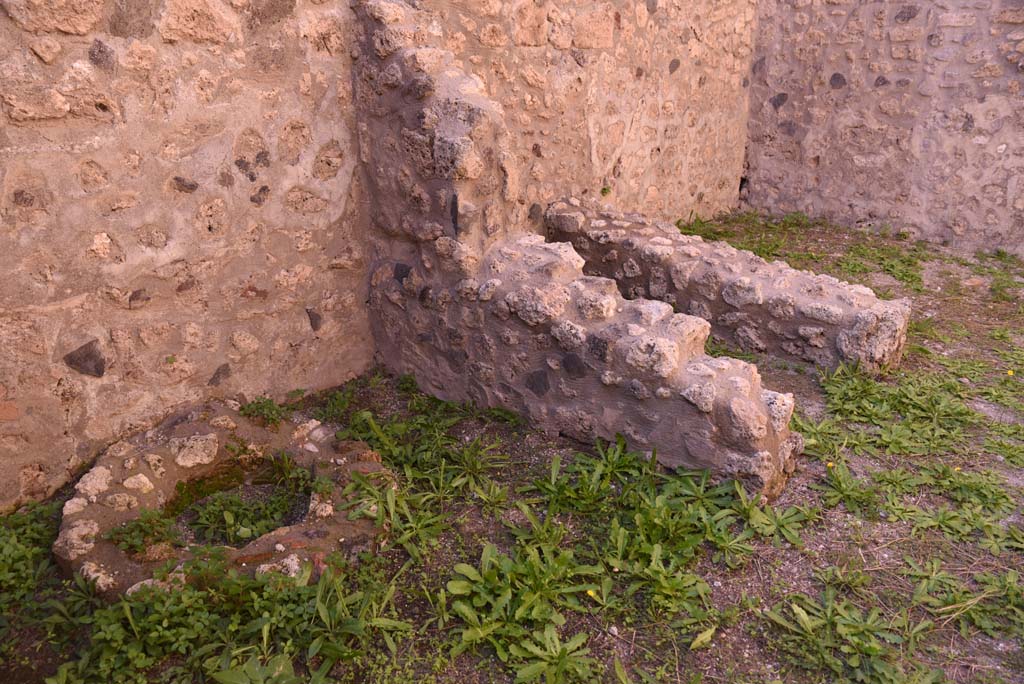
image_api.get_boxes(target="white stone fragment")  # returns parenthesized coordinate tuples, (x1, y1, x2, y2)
(170, 434, 219, 468)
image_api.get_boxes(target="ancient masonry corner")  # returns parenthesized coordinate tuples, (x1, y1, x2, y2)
(351, 0, 909, 498)
(0, 0, 935, 511)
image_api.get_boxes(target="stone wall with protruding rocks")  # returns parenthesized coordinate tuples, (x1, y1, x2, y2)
(0, 0, 374, 512)
(354, 0, 805, 499)
(546, 200, 911, 373)
(745, 0, 1024, 254)
(445, 0, 758, 225)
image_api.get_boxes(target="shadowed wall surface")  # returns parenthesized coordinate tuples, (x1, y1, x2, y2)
(746, 0, 1024, 253)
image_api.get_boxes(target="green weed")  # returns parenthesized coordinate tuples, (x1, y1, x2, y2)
(240, 397, 291, 428)
(764, 588, 940, 683)
(106, 510, 180, 554)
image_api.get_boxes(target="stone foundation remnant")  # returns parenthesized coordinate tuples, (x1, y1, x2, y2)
(374, 234, 804, 498)
(546, 201, 911, 372)
(53, 401, 386, 597)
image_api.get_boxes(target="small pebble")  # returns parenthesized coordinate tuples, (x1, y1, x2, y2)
(274, 543, 286, 552)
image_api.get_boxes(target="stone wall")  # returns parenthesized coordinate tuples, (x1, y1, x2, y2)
(445, 0, 757, 223)
(547, 202, 911, 373)
(745, 0, 1024, 254)
(4, 0, 959, 510)
(354, 0, 807, 498)
(0, 0, 374, 511)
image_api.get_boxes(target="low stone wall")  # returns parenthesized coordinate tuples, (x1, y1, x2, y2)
(53, 401, 384, 597)
(547, 200, 911, 372)
(373, 233, 803, 497)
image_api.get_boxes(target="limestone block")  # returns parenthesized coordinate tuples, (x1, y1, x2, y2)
(160, 0, 241, 43)
(170, 434, 219, 468)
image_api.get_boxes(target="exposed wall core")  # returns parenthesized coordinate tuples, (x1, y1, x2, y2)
(746, 0, 1024, 253)
(0, 0, 373, 511)
(547, 202, 910, 372)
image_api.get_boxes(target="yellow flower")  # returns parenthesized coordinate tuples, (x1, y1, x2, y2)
(1009, 370, 1015, 377)
(826, 462, 835, 469)
(954, 466, 962, 472)
(587, 589, 597, 598)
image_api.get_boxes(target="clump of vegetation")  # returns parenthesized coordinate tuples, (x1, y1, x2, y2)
(315, 386, 355, 423)
(764, 587, 941, 683)
(188, 489, 299, 545)
(44, 552, 412, 684)
(815, 364, 977, 457)
(836, 242, 928, 291)
(239, 396, 291, 427)
(165, 465, 246, 517)
(678, 211, 822, 265)
(185, 453, 322, 546)
(105, 510, 180, 554)
(0, 501, 60, 615)
(705, 336, 757, 362)
(973, 249, 1024, 303)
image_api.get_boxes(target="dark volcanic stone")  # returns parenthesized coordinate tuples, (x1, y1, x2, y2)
(64, 339, 105, 377)
(529, 203, 543, 223)
(587, 334, 610, 362)
(306, 308, 323, 332)
(172, 176, 199, 193)
(250, 185, 270, 205)
(208, 363, 231, 387)
(88, 40, 115, 70)
(393, 263, 412, 284)
(525, 369, 550, 397)
(128, 289, 150, 309)
(562, 353, 587, 379)
(894, 5, 919, 23)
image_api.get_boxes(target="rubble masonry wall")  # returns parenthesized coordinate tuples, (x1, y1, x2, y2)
(745, 0, 1024, 254)
(0, 0, 374, 511)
